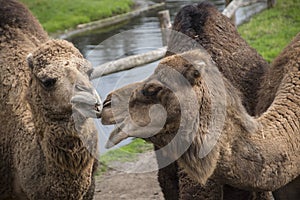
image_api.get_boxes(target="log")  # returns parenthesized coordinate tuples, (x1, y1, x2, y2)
(90, 10, 172, 80)
(267, 0, 276, 8)
(225, 0, 233, 6)
(91, 47, 167, 79)
(222, 0, 265, 20)
(158, 10, 172, 46)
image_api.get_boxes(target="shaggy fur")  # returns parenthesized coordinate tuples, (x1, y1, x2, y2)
(168, 2, 269, 115)
(101, 36, 300, 197)
(0, 1, 99, 199)
(256, 33, 300, 200)
(158, 2, 270, 200)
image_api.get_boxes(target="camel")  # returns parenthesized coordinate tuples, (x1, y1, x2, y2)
(0, 0, 101, 199)
(158, 2, 272, 199)
(101, 32, 300, 198)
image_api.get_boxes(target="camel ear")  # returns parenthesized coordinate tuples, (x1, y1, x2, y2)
(27, 53, 34, 70)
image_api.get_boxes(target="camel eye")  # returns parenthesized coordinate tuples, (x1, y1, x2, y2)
(142, 84, 162, 97)
(40, 77, 57, 89)
(193, 70, 200, 78)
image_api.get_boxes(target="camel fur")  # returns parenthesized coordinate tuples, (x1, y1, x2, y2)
(0, 0, 101, 199)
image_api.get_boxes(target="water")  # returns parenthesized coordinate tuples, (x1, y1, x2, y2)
(66, 0, 266, 154)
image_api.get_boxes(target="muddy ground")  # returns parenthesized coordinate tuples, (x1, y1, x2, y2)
(94, 152, 165, 200)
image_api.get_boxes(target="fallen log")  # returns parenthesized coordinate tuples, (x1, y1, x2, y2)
(222, 0, 266, 20)
(91, 47, 167, 78)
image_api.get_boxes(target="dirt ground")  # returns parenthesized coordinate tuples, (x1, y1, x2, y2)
(94, 170, 164, 200)
(94, 152, 165, 200)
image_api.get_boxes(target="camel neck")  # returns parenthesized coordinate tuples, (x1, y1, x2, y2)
(216, 69, 300, 191)
(178, 67, 300, 191)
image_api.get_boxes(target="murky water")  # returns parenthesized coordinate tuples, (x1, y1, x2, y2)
(67, 0, 267, 154)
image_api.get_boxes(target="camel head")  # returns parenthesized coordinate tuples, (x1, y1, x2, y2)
(27, 39, 102, 122)
(102, 49, 226, 159)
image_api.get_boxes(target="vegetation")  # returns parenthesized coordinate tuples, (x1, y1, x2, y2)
(98, 139, 153, 174)
(20, 0, 134, 33)
(238, 0, 300, 62)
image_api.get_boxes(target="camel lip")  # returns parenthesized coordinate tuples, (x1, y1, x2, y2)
(103, 98, 111, 108)
(105, 123, 128, 149)
(71, 101, 103, 119)
(101, 106, 118, 125)
(95, 103, 102, 118)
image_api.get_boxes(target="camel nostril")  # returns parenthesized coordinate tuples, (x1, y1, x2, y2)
(75, 84, 90, 92)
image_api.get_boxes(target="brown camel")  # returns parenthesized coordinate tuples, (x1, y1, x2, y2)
(101, 33, 300, 198)
(0, 0, 101, 199)
(157, 2, 271, 199)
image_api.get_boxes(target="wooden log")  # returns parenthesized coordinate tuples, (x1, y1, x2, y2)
(222, 0, 265, 20)
(90, 9, 171, 80)
(267, 0, 276, 8)
(91, 47, 167, 79)
(225, 0, 233, 6)
(222, 0, 243, 19)
(158, 10, 172, 46)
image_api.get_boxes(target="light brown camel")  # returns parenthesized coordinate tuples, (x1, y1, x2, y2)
(101, 33, 300, 198)
(0, 0, 101, 199)
(158, 2, 271, 199)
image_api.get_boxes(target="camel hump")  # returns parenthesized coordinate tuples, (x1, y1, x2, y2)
(0, 0, 47, 40)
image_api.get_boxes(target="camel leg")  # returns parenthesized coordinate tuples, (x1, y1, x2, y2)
(155, 145, 180, 199)
(83, 160, 98, 200)
(178, 170, 222, 200)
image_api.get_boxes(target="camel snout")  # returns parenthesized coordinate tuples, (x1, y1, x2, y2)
(71, 83, 102, 118)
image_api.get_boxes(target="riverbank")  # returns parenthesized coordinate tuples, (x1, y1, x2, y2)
(20, 0, 134, 33)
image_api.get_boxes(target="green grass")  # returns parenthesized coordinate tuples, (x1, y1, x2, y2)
(98, 138, 153, 174)
(238, 0, 300, 62)
(20, 0, 134, 33)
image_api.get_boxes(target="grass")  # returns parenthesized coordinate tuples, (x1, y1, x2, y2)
(98, 138, 153, 174)
(20, 0, 134, 33)
(238, 0, 300, 62)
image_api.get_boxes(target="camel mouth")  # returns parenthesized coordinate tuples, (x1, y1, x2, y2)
(105, 122, 129, 148)
(101, 97, 130, 148)
(71, 90, 102, 119)
(103, 97, 111, 108)
(95, 103, 102, 118)
(101, 107, 116, 124)
(72, 101, 102, 119)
